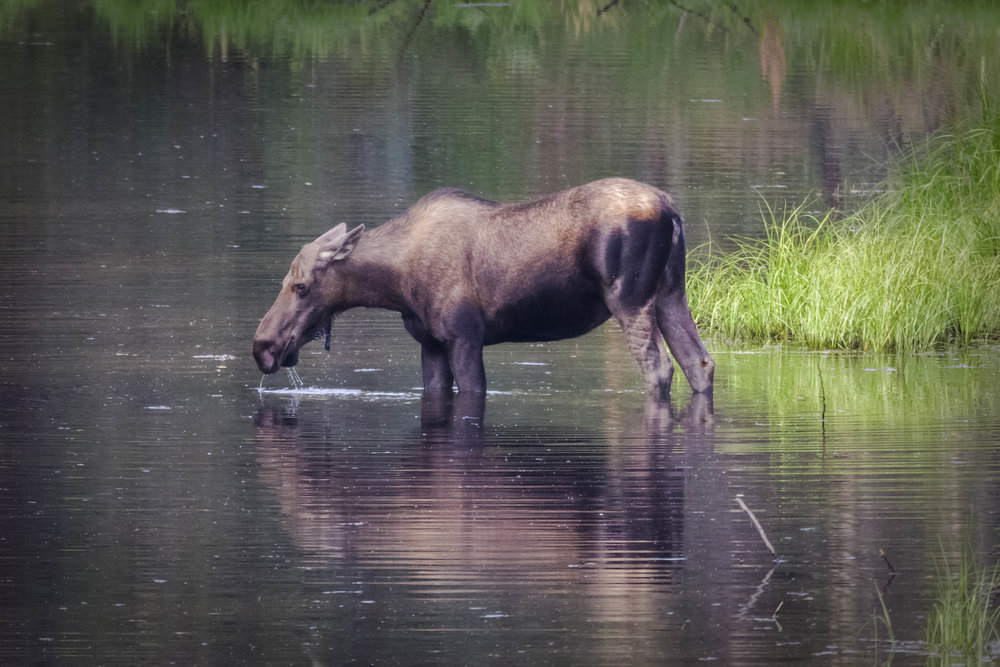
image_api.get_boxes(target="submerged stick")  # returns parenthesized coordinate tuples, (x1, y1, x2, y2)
(817, 360, 827, 422)
(736, 495, 776, 555)
(818, 360, 827, 451)
(879, 548, 896, 574)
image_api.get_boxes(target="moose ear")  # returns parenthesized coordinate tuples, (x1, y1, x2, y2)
(316, 223, 347, 246)
(317, 224, 365, 263)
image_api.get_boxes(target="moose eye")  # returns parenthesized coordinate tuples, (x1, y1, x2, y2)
(292, 283, 308, 296)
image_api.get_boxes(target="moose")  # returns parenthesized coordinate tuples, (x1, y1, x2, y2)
(252, 178, 714, 399)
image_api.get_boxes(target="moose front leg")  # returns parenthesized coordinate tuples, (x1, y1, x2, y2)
(447, 338, 487, 394)
(404, 315, 456, 394)
(442, 308, 488, 394)
(421, 343, 454, 393)
(656, 285, 715, 394)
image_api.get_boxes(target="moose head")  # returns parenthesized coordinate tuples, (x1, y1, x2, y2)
(252, 223, 366, 374)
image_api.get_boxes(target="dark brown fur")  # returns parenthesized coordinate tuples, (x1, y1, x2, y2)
(253, 178, 714, 398)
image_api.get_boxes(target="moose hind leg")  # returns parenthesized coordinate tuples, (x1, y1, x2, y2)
(616, 303, 674, 401)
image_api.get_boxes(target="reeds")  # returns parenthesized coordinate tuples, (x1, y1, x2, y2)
(688, 105, 1000, 352)
(925, 543, 1000, 662)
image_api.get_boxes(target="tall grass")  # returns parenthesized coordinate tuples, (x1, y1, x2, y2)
(688, 105, 1000, 351)
(925, 543, 1000, 663)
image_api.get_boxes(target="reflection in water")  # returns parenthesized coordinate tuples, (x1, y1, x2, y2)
(0, 341, 996, 662)
(251, 393, 720, 661)
(252, 393, 716, 566)
(759, 19, 786, 112)
(245, 368, 1000, 663)
(418, 390, 488, 441)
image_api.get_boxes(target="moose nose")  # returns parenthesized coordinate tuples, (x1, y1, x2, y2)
(252, 338, 281, 374)
(691, 355, 716, 393)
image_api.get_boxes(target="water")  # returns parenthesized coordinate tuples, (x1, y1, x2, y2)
(2, 1, 999, 663)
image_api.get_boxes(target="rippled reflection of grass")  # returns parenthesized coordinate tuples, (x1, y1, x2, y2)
(925, 543, 1000, 664)
(688, 104, 1000, 352)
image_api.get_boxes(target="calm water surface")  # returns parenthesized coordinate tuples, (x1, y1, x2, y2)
(2, 1, 999, 663)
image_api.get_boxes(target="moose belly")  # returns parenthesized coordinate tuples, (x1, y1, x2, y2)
(484, 286, 611, 344)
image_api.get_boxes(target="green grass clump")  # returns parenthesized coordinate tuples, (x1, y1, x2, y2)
(925, 544, 1000, 663)
(688, 106, 1000, 351)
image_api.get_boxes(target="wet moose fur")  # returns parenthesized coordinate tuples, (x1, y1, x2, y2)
(253, 178, 715, 399)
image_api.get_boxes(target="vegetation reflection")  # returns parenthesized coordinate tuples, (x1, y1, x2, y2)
(7, 0, 995, 80)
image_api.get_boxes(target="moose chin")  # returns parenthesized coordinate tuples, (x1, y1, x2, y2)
(252, 178, 714, 400)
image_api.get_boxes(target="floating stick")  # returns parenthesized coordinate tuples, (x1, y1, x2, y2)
(736, 495, 776, 555)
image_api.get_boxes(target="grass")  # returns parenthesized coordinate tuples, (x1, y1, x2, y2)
(687, 104, 1000, 352)
(925, 543, 1000, 663)
(874, 580, 896, 646)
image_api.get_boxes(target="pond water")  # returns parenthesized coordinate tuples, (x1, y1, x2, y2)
(2, 1, 999, 663)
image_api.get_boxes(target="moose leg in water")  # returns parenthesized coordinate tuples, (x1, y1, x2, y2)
(613, 303, 675, 402)
(421, 343, 454, 392)
(402, 316, 454, 393)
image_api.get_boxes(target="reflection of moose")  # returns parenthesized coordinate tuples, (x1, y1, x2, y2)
(253, 179, 714, 399)
(250, 393, 713, 577)
(252, 393, 724, 661)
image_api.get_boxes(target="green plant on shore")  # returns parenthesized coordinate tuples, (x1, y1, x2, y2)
(687, 105, 1000, 352)
(925, 543, 1000, 663)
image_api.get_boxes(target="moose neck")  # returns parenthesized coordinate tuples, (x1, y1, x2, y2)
(333, 235, 408, 313)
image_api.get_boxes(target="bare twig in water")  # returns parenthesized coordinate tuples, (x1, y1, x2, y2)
(597, 0, 621, 16)
(727, 2, 757, 35)
(772, 600, 784, 632)
(736, 495, 776, 555)
(397, 0, 432, 59)
(368, 0, 399, 17)
(817, 360, 827, 422)
(739, 562, 776, 619)
(667, 0, 718, 29)
(817, 360, 827, 452)
(667, 1, 757, 35)
(879, 548, 897, 574)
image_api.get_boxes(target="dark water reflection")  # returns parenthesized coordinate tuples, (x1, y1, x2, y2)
(3, 314, 1000, 662)
(3, 0, 1000, 664)
(250, 392, 703, 663)
(239, 346, 1000, 664)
